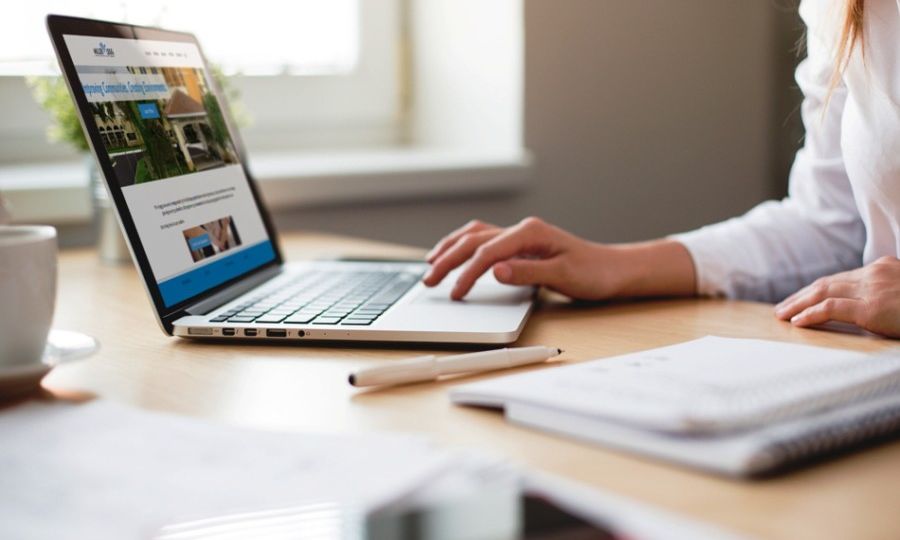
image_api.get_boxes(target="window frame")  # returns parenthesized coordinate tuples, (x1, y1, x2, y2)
(227, 0, 402, 153)
(0, 0, 532, 228)
(0, 0, 401, 164)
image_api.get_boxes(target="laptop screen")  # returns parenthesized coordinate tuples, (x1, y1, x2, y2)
(61, 34, 276, 308)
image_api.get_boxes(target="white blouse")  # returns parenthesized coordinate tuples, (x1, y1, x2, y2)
(673, 0, 900, 302)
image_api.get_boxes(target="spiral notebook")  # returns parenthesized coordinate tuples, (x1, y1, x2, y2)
(450, 336, 900, 477)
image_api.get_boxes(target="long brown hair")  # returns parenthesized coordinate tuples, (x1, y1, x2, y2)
(830, 0, 865, 89)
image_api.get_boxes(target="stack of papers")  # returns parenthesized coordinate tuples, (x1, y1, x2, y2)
(452, 336, 900, 476)
(0, 399, 747, 538)
(0, 401, 459, 538)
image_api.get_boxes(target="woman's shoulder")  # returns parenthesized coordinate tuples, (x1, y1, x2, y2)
(798, 0, 842, 49)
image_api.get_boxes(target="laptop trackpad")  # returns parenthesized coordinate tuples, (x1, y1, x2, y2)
(410, 270, 533, 306)
(371, 269, 533, 335)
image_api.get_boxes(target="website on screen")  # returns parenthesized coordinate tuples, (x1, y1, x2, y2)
(64, 35, 275, 307)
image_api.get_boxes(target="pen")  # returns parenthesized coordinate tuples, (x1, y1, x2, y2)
(348, 346, 563, 387)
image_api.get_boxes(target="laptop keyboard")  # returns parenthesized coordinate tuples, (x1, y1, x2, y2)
(209, 270, 423, 327)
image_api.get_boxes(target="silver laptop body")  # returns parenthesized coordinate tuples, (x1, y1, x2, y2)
(48, 14, 534, 345)
(174, 260, 534, 344)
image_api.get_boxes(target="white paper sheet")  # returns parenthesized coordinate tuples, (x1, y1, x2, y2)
(0, 400, 453, 539)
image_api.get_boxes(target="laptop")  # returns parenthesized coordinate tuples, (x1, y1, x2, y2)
(46, 14, 534, 344)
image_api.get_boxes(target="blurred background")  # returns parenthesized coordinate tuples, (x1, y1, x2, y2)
(0, 0, 805, 249)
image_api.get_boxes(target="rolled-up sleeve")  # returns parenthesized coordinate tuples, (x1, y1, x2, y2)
(670, 0, 865, 303)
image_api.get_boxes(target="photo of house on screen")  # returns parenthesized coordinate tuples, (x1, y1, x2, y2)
(90, 66, 238, 187)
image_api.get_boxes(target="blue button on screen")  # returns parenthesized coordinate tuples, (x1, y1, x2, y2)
(188, 234, 211, 250)
(138, 102, 160, 119)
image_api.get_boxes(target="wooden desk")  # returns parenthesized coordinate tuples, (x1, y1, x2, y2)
(46, 232, 897, 539)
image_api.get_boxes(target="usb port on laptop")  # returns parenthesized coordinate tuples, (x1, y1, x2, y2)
(266, 329, 287, 338)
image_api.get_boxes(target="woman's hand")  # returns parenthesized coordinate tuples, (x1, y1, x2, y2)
(775, 257, 900, 338)
(422, 217, 697, 301)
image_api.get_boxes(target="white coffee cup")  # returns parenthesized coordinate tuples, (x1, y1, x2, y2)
(0, 226, 57, 368)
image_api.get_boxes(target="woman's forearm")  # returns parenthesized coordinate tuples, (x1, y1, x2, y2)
(604, 239, 697, 298)
(424, 217, 699, 301)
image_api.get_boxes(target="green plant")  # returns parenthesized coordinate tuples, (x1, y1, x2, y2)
(26, 76, 90, 152)
(203, 93, 232, 158)
(26, 66, 249, 153)
(209, 64, 250, 129)
(134, 156, 152, 183)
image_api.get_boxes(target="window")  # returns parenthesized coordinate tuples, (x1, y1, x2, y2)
(0, 1, 529, 225)
(0, 0, 359, 77)
(0, 0, 400, 163)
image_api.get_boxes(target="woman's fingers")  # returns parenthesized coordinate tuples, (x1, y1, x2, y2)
(789, 297, 865, 328)
(493, 258, 562, 287)
(776, 268, 857, 310)
(775, 279, 858, 320)
(425, 220, 497, 263)
(423, 228, 502, 287)
(451, 218, 556, 300)
(777, 258, 900, 337)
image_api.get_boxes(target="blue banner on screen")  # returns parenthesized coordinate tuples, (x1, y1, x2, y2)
(158, 240, 276, 307)
(137, 102, 160, 119)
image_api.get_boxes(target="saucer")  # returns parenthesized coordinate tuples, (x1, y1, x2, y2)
(0, 330, 99, 399)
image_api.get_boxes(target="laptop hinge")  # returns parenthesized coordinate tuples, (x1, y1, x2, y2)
(184, 265, 282, 316)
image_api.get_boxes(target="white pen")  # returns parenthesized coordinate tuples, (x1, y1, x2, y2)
(348, 346, 563, 387)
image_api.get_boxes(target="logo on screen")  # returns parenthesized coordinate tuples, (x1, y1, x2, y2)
(92, 42, 115, 57)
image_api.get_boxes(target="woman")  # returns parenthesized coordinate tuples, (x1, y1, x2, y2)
(423, 0, 900, 338)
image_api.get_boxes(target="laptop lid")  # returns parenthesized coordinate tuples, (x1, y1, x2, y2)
(46, 15, 283, 333)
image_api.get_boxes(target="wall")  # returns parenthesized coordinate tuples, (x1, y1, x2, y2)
(272, 0, 803, 248)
